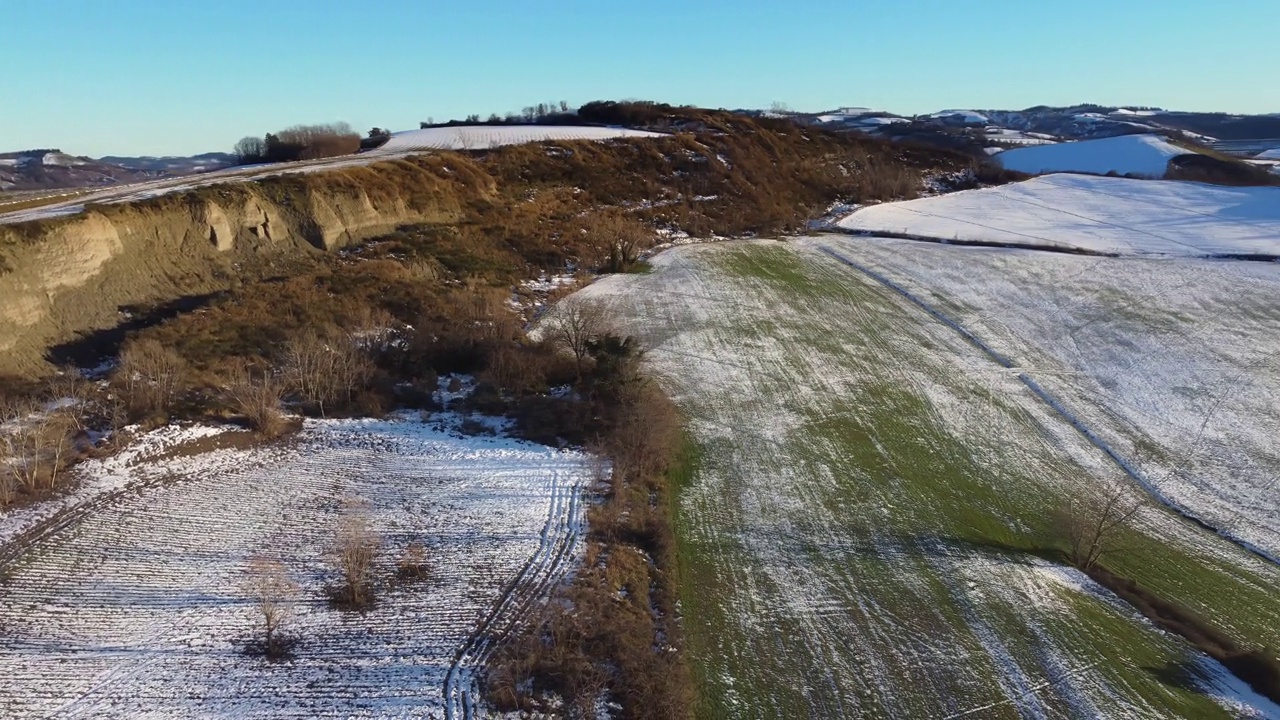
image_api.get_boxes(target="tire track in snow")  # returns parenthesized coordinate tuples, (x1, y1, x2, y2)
(818, 241, 1280, 570)
(443, 467, 585, 720)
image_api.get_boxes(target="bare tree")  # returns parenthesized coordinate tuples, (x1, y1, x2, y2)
(274, 123, 360, 160)
(233, 136, 266, 164)
(0, 395, 75, 503)
(47, 371, 92, 433)
(0, 396, 18, 506)
(283, 331, 373, 416)
(116, 338, 188, 418)
(104, 392, 129, 443)
(546, 298, 611, 379)
(591, 214, 651, 273)
(1055, 483, 1146, 571)
(242, 556, 299, 658)
(331, 498, 381, 609)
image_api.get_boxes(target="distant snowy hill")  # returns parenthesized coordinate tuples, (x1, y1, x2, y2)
(99, 153, 235, 174)
(995, 134, 1193, 176)
(837, 174, 1280, 257)
(782, 104, 1280, 161)
(0, 149, 233, 192)
(0, 150, 151, 191)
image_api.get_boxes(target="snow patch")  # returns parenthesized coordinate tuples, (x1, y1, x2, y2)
(837, 173, 1280, 257)
(378, 125, 665, 152)
(996, 134, 1191, 176)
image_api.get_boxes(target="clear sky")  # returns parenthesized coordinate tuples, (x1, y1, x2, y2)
(2, 0, 1277, 157)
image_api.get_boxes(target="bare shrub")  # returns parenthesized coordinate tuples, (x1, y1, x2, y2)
(242, 555, 299, 658)
(347, 306, 399, 357)
(46, 371, 93, 433)
(0, 460, 12, 507)
(104, 392, 129, 442)
(450, 287, 520, 346)
(607, 383, 679, 490)
(396, 540, 430, 582)
(0, 395, 76, 504)
(403, 256, 445, 283)
(1054, 482, 1145, 571)
(591, 213, 652, 273)
(331, 497, 381, 609)
(488, 333, 692, 719)
(224, 363, 286, 437)
(115, 338, 188, 418)
(546, 298, 611, 379)
(283, 331, 373, 416)
(0, 397, 18, 506)
(483, 344, 551, 394)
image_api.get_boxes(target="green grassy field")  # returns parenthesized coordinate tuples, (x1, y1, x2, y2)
(582, 239, 1280, 718)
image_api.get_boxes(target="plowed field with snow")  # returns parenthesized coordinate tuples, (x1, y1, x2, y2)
(0, 416, 589, 719)
(575, 238, 1280, 718)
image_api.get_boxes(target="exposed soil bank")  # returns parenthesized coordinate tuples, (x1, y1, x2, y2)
(0, 158, 478, 376)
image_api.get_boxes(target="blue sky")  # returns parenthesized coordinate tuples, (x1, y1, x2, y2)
(2, 0, 1277, 157)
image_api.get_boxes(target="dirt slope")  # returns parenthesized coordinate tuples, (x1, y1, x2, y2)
(0, 156, 486, 376)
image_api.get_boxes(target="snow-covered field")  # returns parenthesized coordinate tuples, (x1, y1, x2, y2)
(578, 239, 1280, 718)
(378, 125, 664, 152)
(838, 174, 1280, 257)
(996, 134, 1191, 176)
(819, 237, 1280, 560)
(0, 415, 589, 718)
(983, 128, 1057, 146)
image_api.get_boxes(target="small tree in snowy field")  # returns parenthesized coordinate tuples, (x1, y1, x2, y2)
(330, 498, 381, 609)
(1054, 482, 1145, 572)
(547, 297, 611, 380)
(396, 540, 430, 583)
(242, 555, 300, 659)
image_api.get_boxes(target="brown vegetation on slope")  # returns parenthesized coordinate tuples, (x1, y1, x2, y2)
(0, 103, 994, 378)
